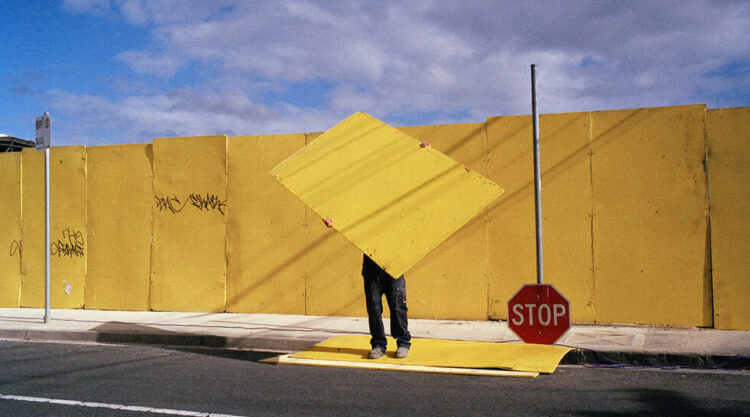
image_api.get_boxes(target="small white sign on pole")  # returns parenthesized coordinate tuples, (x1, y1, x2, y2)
(35, 113, 51, 150)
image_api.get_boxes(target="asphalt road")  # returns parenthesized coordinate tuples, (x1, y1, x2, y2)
(0, 339, 747, 416)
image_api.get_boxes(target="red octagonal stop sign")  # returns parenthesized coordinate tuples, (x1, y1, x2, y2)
(508, 284, 570, 345)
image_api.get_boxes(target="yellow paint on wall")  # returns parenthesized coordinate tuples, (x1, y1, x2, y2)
(0, 153, 22, 307)
(592, 105, 710, 326)
(301, 132, 367, 317)
(20, 147, 87, 308)
(485, 113, 595, 322)
(150, 135, 227, 312)
(85, 144, 152, 310)
(397, 123, 490, 320)
(271, 113, 503, 279)
(304, 204, 366, 317)
(707, 107, 750, 330)
(226, 134, 307, 314)
(2, 105, 738, 329)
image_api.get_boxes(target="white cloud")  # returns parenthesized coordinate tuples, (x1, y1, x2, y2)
(284, 0, 342, 27)
(46, 88, 337, 146)
(53, 0, 750, 145)
(116, 51, 183, 78)
(115, 0, 235, 25)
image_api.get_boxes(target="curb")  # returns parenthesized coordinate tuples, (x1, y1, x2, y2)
(3, 328, 747, 370)
(0, 329, 323, 353)
(561, 348, 749, 370)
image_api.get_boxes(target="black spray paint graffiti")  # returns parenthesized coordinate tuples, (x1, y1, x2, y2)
(189, 193, 227, 215)
(9, 240, 21, 257)
(155, 193, 226, 215)
(50, 229, 85, 258)
(154, 195, 188, 214)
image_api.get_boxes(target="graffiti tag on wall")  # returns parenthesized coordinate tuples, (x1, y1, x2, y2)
(9, 240, 21, 257)
(50, 228, 85, 258)
(155, 195, 187, 214)
(155, 193, 226, 215)
(8, 230, 84, 259)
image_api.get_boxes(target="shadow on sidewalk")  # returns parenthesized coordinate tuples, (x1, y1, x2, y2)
(91, 322, 280, 362)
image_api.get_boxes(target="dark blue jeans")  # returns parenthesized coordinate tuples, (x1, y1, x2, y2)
(362, 255, 411, 350)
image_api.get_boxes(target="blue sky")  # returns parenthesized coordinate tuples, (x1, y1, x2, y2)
(1, 0, 749, 146)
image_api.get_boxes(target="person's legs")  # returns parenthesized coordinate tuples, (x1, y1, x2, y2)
(363, 273, 387, 350)
(385, 275, 411, 349)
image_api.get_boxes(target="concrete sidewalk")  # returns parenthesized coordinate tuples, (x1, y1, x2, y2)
(1, 308, 748, 369)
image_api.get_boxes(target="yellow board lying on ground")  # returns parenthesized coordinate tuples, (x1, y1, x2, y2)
(269, 354, 539, 378)
(284, 335, 570, 375)
(270, 112, 504, 278)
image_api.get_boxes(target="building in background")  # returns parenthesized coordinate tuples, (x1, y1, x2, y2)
(0, 135, 34, 152)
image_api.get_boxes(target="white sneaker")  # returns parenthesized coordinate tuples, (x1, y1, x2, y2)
(395, 346, 409, 358)
(368, 347, 385, 359)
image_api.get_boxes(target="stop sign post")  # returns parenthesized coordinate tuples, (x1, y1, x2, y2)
(508, 284, 570, 345)
(506, 68, 571, 345)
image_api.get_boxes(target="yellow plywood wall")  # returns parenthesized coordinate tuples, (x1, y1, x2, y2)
(0, 104, 745, 329)
(485, 112, 595, 323)
(707, 107, 750, 330)
(226, 134, 307, 314)
(0, 152, 22, 307)
(591, 105, 711, 326)
(20, 147, 87, 308)
(85, 144, 153, 310)
(19, 149, 43, 307)
(150, 135, 227, 312)
(397, 123, 490, 320)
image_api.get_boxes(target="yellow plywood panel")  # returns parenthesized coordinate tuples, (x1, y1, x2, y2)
(20, 147, 87, 308)
(0, 153, 22, 307)
(151, 135, 227, 312)
(707, 107, 750, 330)
(19, 149, 43, 307)
(85, 144, 153, 310)
(226, 134, 307, 314)
(302, 132, 367, 317)
(304, 204, 366, 317)
(592, 105, 710, 326)
(290, 335, 571, 374)
(270, 355, 538, 377)
(397, 123, 489, 320)
(271, 113, 503, 279)
(485, 113, 594, 322)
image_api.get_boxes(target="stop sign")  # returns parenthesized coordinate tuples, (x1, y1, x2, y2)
(508, 284, 570, 345)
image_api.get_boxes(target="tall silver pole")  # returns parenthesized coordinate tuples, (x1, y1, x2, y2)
(44, 146, 51, 323)
(531, 64, 543, 285)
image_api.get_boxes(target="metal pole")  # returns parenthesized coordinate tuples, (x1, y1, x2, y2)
(531, 64, 543, 285)
(44, 146, 51, 323)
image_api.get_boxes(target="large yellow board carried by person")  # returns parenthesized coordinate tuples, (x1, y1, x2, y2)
(270, 112, 503, 278)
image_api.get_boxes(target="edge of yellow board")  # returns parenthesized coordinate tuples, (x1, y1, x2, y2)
(262, 354, 539, 378)
(270, 112, 504, 277)
(284, 335, 570, 374)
